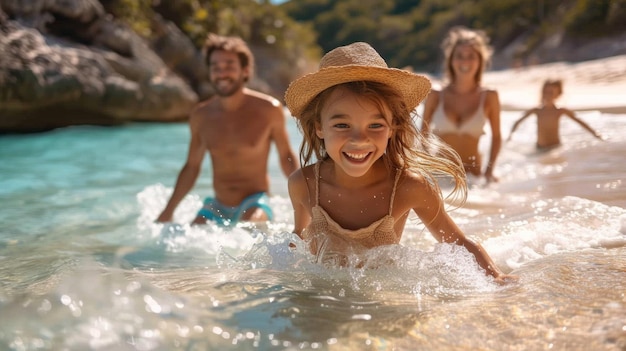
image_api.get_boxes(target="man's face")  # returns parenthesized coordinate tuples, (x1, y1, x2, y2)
(209, 50, 249, 97)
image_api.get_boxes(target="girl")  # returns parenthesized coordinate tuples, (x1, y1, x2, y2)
(284, 42, 512, 282)
(507, 79, 604, 150)
(422, 26, 502, 183)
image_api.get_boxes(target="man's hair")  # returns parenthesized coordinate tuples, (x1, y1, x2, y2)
(202, 33, 255, 80)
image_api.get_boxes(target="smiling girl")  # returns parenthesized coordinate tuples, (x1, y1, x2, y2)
(284, 42, 513, 282)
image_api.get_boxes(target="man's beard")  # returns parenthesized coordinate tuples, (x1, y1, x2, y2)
(212, 77, 245, 97)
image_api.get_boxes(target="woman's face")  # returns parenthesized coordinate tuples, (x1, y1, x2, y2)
(451, 43, 481, 81)
(316, 87, 392, 178)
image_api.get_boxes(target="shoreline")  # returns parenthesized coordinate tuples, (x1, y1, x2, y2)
(428, 54, 626, 114)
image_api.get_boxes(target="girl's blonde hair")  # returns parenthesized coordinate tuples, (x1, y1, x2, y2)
(296, 81, 467, 202)
(442, 26, 493, 85)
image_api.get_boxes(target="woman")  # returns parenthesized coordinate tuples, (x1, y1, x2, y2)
(422, 26, 502, 182)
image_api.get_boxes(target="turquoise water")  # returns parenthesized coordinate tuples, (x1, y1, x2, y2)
(1, 111, 625, 350)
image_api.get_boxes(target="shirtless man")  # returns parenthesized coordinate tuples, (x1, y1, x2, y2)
(157, 34, 299, 226)
(507, 79, 604, 150)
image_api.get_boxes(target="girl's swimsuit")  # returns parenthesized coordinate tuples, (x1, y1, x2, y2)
(430, 90, 487, 138)
(302, 163, 401, 264)
(197, 192, 273, 227)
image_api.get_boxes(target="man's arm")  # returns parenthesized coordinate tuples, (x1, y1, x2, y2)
(271, 103, 300, 177)
(288, 169, 310, 238)
(156, 114, 206, 222)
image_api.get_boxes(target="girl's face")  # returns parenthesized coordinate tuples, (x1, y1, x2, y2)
(316, 87, 393, 178)
(451, 43, 481, 80)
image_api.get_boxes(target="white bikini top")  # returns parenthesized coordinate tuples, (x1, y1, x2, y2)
(430, 90, 487, 138)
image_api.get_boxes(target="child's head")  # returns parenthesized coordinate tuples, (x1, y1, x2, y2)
(541, 79, 563, 102)
(284, 42, 431, 169)
(441, 26, 493, 85)
(285, 42, 466, 200)
(297, 80, 420, 172)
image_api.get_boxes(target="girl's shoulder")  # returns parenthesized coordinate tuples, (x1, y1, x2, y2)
(394, 169, 443, 208)
(396, 169, 430, 191)
(288, 163, 320, 187)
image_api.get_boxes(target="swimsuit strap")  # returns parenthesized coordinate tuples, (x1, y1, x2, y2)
(315, 162, 400, 213)
(314, 162, 321, 206)
(388, 169, 401, 214)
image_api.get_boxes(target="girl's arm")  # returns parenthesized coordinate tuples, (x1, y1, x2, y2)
(563, 109, 604, 140)
(410, 178, 513, 281)
(507, 109, 535, 141)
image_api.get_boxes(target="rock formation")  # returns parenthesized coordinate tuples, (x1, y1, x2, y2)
(0, 0, 199, 132)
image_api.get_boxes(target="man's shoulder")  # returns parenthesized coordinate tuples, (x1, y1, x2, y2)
(191, 97, 217, 114)
(244, 88, 282, 109)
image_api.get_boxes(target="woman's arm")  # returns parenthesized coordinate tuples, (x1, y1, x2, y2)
(420, 90, 440, 135)
(484, 90, 502, 182)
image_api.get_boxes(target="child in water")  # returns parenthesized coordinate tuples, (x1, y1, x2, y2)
(507, 79, 604, 150)
(284, 42, 513, 282)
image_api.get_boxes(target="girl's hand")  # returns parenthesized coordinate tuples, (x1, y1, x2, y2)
(494, 273, 518, 285)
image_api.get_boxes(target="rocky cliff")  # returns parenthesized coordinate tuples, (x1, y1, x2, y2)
(0, 0, 203, 133)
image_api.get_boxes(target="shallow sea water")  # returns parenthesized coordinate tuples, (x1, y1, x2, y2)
(0, 110, 625, 350)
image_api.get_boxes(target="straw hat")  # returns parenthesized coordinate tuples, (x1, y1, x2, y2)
(284, 42, 431, 118)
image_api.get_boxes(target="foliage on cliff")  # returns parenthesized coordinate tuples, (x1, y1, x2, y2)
(281, 0, 626, 72)
(100, 0, 626, 78)
(100, 0, 320, 94)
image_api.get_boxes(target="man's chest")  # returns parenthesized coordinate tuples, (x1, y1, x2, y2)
(202, 120, 271, 150)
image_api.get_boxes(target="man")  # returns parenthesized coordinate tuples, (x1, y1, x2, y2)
(157, 33, 299, 226)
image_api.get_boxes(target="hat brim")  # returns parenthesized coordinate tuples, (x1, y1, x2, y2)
(284, 65, 431, 118)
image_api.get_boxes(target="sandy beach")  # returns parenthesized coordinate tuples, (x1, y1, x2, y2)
(430, 54, 626, 114)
